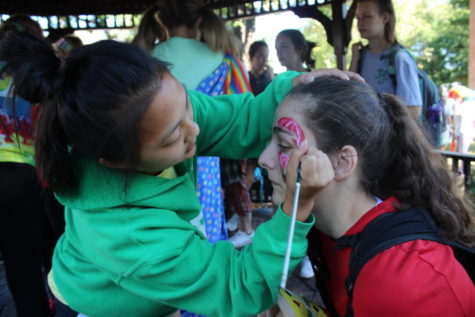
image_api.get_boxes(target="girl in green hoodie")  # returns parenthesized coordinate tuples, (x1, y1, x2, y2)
(0, 31, 360, 316)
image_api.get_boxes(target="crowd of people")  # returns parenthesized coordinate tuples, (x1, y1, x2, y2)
(0, 0, 473, 316)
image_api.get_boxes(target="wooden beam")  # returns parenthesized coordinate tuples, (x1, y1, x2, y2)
(291, 6, 332, 44)
(331, 0, 346, 70)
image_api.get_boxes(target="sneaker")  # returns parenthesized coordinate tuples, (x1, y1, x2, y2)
(226, 213, 239, 232)
(229, 230, 254, 248)
(299, 256, 315, 279)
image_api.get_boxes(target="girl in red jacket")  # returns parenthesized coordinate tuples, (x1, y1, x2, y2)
(259, 76, 475, 316)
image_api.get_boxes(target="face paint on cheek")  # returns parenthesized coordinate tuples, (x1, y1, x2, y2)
(277, 117, 306, 171)
(278, 152, 290, 170)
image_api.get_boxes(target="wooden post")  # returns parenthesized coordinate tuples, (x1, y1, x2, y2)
(331, 0, 346, 70)
(292, 0, 355, 71)
(469, 0, 475, 88)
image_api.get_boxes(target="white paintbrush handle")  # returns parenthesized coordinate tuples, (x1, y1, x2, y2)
(280, 181, 301, 289)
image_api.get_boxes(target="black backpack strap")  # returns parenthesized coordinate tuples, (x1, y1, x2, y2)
(307, 227, 341, 317)
(442, 239, 475, 282)
(311, 207, 475, 317)
(336, 207, 445, 317)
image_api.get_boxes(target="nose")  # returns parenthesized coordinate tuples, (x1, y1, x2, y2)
(185, 119, 200, 143)
(258, 143, 276, 172)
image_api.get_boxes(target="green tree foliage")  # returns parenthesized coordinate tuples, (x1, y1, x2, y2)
(303, 0, 469, 85)
(302, 5, 338, 69)
(395, 0, 469, 86)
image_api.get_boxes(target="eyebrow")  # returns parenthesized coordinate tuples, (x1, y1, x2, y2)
(273, 126, 294, 136)
(160, 85, 188, 145)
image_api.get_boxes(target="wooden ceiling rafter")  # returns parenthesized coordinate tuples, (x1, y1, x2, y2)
(0, 0, 335, 31)
(0, 0, 353, 70)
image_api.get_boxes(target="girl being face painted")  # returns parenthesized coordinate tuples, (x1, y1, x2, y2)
(277, 117, 306, 171)
(258, 96, 314, 205)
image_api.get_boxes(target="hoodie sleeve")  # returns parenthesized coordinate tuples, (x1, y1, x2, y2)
(116, 205, 314, 317)
(191, 71, 299, 159)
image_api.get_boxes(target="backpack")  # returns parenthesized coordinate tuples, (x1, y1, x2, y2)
(308, 207, 475, 317)
(357, 45, 442, 126)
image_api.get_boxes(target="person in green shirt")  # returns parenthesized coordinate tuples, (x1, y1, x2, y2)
(0, 31, 360, 316)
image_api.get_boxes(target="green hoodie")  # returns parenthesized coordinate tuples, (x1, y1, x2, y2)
(52, 71, 314, 317)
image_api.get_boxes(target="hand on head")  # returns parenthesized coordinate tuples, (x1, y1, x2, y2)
(282, 140, 335, 222)
(292, 68, 364, 87)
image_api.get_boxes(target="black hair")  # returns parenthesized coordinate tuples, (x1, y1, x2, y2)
(288, 77, 475, 246)
(0, 15, 43, 38)
(277, 29, 316, 70)
(249, 41, 268, 58)
(0, 15, 44, 150)
(0, 31, 170, 191)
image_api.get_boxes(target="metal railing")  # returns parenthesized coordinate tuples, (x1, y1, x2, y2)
(438, 150, 475, 193)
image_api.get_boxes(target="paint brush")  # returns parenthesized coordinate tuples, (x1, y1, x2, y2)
(280, 164, 302, 289)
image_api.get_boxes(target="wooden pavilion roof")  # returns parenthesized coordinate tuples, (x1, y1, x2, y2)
(0, 0, 352, 69)
(0, 0, 335, 30)
(0, 0, 334, 16)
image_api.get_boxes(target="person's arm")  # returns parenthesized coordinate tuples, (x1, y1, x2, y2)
(395, 51, 422, 119)
(349, 42, 363, 73)
(101, 206, 314, 317)
(191, 71, 299, 159)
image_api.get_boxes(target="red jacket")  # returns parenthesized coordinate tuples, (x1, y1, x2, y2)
(319, 197, 475, 316)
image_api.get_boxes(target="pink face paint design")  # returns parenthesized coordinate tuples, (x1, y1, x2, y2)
(278, 152, 290, 170)
(276, 117, 306, 170)
(277, 117, 305, 147)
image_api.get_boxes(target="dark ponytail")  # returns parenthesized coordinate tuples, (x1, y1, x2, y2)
(304, 40, 316, 70)
(288, 77, 475, 246)
(379, 93, 475, 245)
(1, 32, 170, 191)
(0, 16, 48, 151)
(1, 31, 61, 104)
(0, 32, 71, 189)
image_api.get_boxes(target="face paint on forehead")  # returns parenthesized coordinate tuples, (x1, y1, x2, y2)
(277, 117, 306, 170)
(277, 117, 305, 147)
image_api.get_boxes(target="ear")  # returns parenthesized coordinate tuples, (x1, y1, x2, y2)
(382, 12, 390, 24)
(98, 158, 127, 170)
(332, 145, 358, 181)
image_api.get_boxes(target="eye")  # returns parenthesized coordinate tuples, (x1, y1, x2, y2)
(278, 144, 292, 152)
(165, 131, 181, 147)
